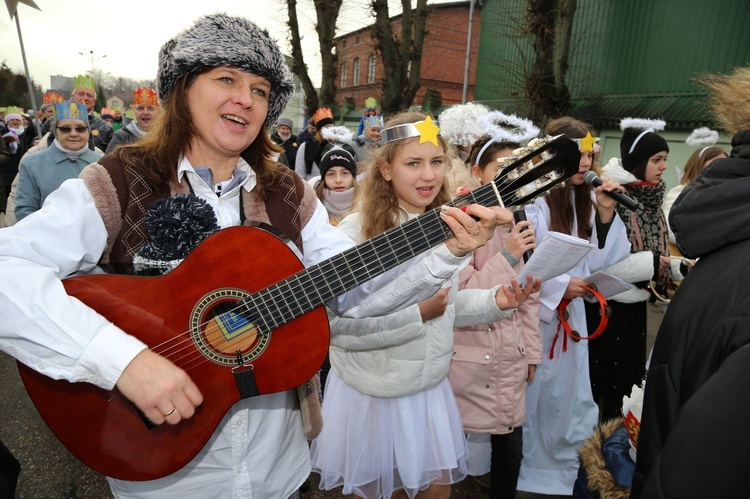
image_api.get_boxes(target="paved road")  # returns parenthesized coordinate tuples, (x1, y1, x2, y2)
(0, 303, 664, 498)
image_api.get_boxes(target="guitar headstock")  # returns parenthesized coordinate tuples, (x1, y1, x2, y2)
(450, 134, 580, 212)
(491, 134, 581, 208)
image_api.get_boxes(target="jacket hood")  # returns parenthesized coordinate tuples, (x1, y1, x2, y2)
(670, 131, 750, 259)
(601, 157, 639, 185)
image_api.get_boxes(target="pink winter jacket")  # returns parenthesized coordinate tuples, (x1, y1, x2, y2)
(448, 224, 542, 435)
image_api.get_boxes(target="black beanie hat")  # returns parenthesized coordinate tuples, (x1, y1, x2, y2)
(620, 126, 669, 172)
(319, 143, 357, 178)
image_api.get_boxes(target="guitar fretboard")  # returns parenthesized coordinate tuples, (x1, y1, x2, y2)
(239, 134, 578, 333)
(241, 183, 497, 332)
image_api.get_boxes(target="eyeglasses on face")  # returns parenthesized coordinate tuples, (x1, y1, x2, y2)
(57, 125, 89, 134)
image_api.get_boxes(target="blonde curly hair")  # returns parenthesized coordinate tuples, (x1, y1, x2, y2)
(354, 111, 455, 240)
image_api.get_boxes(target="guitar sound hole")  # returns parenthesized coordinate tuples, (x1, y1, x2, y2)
(204, 301, 259, 354)
(191, 288, 270, 366)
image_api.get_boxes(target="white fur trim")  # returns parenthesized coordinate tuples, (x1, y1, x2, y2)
(685, 127, 719, 147)
(620, 117, 666, 132)
(321, 126, 354, 144)
(438, 102, 491, 147)
(478, 111, 540, 144)
(601, 156, 639, 185)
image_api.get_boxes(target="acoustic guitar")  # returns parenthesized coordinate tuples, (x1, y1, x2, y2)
(18, 134, 580, 480)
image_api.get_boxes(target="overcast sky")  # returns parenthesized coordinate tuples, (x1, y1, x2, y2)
(1, 0, 382, 93)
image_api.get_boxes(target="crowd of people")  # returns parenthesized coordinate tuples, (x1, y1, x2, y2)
(1, 11, 749, 499)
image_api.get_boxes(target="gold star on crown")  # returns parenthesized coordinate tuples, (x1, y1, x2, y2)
(381, 115, 441, 147)
(575, 131, 599, 152)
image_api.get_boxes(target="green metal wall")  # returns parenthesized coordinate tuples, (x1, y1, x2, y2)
(475, 0, 750, 128)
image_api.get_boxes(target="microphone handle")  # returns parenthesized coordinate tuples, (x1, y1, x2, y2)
(585, 172, 640, 211)
(513, 209, 533, 264)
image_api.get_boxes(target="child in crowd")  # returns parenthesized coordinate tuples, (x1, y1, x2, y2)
(310, 143, 358, 226)
(517, 117, 631, 495)
(663, 128, 727, 239)
(448, 133, 542, 499)
(351, 114, 383, 163)
(310, 111, 540, 499)
(295, 107, 335, 180)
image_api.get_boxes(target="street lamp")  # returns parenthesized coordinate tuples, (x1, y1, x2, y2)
(79, 50, 107, 76)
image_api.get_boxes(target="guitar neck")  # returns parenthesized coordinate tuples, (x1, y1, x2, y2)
(243, 134, 579, 332)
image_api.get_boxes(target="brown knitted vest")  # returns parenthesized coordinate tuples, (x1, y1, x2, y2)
(79, 155, 323, 439)
(81, 155, 310, 274)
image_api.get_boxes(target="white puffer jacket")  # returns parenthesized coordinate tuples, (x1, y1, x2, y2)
(329, 211, 513, 398)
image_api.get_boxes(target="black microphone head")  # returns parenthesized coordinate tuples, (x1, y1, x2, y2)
(583, 171, 600, 185)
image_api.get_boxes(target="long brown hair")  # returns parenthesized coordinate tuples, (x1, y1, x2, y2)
(545, 117, 595, 239)
(112, 71, 283, 199)
(680, 146, 726, 185)
(355, 111, 454, 240)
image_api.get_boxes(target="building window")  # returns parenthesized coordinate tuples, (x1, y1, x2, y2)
(340, 62, 347, 87)
(353, 58, 360, 86)
(368, 55, 376, 83)
(356, 35, 360, 44)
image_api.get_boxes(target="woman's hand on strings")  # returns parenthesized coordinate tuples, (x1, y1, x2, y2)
(116, 349, 203, 425)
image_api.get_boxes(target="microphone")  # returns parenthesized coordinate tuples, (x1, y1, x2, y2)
(583, 171, 640, 211)
(513, 209, 534, 263)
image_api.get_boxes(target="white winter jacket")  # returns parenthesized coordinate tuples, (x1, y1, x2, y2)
(329, 211, 514, 398)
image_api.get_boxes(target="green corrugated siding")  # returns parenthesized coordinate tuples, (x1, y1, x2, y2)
(475, 0, 750, 128)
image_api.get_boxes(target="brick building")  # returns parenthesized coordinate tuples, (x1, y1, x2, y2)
(334, 1, 482, 111)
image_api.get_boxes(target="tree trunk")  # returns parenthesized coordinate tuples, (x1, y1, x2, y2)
(526, 0, 576, 125)
(371, 0, 430, 114)
(286, 0, 319, 116)
(286, 0, 343, 117)
(314, 0, 344, 111)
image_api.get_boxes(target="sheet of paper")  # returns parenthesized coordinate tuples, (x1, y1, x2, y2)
(583, 270, 634, 301)
(516, 231, 595, 284)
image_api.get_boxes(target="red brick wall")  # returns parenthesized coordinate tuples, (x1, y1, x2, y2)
(335, 3, 482, 109)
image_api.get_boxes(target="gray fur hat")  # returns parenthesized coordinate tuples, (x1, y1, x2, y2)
(157, 13, 294, 128)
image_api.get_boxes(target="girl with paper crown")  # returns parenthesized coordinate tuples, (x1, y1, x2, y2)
(311, 111, 540, 499)
(517, 116, 631, 496)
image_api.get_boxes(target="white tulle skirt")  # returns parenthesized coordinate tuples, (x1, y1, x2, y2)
(310, 372, 469, 499)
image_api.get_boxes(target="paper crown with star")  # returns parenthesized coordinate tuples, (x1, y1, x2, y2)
(54, 99, 89, 123)
(133, 87, 159, 107)
(43, 92, 65, 105)
(572, 131, 600, 153)
(74, 74, 96, 92)
(380, 115, 441, 147)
